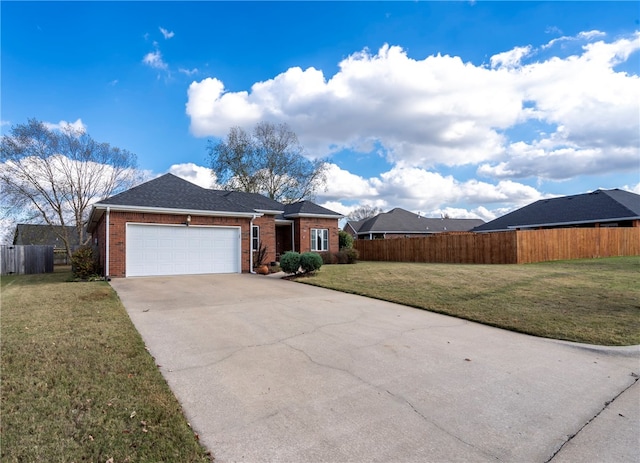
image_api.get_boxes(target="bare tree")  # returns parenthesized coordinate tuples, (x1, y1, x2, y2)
(0, 119, 141, 257)
(208, 122, 327, 203)
(349, 204, 383, 221)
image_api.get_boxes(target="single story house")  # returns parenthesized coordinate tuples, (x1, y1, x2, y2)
(344, 207, 485, 240)
(86, 174, 342, 277)
(13, 224, 80, 249)
(473, 189, 640, 232)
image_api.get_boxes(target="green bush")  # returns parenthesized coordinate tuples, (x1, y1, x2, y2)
(339, 230, 354, 249)
(343, 247, 359, 264)
(71, 246, 100, 279)
(334, 248, 359, 264)
(300, 252, 323, 273)
(280, 251, 301, 274)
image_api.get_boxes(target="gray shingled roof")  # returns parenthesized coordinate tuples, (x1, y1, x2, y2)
(344, 219, 366, 233)
(212, 190, 284, 213)
(13, 224, 80, 248)
(98, 174, 253, 213)
(356, 208, 484, 234)
(88, 174, 342, 232)
(282, 201, 343, 218)
(473, 189, 640, 232)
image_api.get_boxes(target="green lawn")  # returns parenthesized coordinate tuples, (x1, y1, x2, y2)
(300, 257, 640, 346)
(1, 269, 212, 462)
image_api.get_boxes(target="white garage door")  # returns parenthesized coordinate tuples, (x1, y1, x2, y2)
(126, 224, 240, 277)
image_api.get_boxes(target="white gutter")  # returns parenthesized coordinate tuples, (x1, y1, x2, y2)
(249, 214, 258, 274)
(105, 207, 110, 278)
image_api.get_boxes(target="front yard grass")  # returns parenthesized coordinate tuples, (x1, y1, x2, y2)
(1, 270, 211, 462)
(301, 257, 640, 346)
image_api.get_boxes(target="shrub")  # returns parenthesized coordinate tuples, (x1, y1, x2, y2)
(71, 246, 100, 279)
(280, 251, 301, 274)
(343, 247, 359, 264)
(318, 251, 337, 265)
(300, 252, 323, 274)
(253, 243, 268, 268)
(334, 250, 349, 264)
(334, 248, 359, 264)
(339, 230, 354, 249)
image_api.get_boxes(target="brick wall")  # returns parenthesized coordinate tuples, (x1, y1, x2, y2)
(98, 211, 253, 277)
(253, 215, 277, 265)
(295, 217, 339, 253)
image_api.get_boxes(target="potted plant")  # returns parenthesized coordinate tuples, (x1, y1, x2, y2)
(253, 243, 269, 275)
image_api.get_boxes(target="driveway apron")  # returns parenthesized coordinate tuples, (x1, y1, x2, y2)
(110, 274, 639, 463)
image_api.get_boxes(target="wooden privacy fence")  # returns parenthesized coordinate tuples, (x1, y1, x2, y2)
(0, 245, 54, 275)
(353, 228, 640, 265)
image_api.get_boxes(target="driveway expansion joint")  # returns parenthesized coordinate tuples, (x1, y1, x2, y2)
(545, 375, 640, 463)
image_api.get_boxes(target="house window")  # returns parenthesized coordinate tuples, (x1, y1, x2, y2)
(252, 225, 260, 251)
(311, 228, 329, 252)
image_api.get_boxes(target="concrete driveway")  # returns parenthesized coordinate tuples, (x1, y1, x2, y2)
(111, 274, 639, 463)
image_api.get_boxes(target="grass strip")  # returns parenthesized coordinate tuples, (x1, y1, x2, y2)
(1, 270, 212, 462)
(300, 257, 640, 346)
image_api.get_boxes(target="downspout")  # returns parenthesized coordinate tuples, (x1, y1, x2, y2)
(291, 221, 295, 252)
(249, 214, 258, 274)
(105, 207, 110, 278)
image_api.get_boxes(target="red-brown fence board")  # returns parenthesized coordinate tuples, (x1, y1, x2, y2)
(353, 228, 639, 264)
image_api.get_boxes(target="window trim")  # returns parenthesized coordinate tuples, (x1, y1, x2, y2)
(311, 228, 329, 252)
(252, 225, 260, 251)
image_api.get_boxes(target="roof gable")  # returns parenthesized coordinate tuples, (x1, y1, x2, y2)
(98, 174, 252, 213)
(474, 189, 640, 232)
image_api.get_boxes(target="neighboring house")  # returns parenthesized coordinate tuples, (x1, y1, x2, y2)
(343, 219, 365, 240)
(345, 208, 485, 240)
(473, 189, 640, 232)
(13, 224, 80, 249)
(86, 173, 342, 278)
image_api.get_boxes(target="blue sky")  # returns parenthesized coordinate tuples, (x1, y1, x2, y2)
(2, 1, 639, 223)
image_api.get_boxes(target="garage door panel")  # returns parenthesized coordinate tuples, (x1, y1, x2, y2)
(126, 224, 240, 277)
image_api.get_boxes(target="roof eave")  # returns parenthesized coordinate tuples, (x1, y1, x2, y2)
(255, 209, 285, 215)
(507, 216, 640, 230)
(284, 213, 343, 219)
(87, 203, 261, 233)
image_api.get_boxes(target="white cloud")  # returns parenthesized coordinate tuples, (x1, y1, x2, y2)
(43, 118, 87, 134)
(159, 27, 175, 39)
(179, 68, 199, 76)
(321, 163, 378, 199)
(142, 50, 168, 70)
(490, 45, 532, 69)
(168, 163, 217, 188)
(186, 32, 639, 180)
(623, 182, 640, 195)
(316, 163, 544, 220)
(542, 29, 606, 50)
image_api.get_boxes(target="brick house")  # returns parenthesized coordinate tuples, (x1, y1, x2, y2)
(345, 208, 484, 240)
(86, 174, 342, 277)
